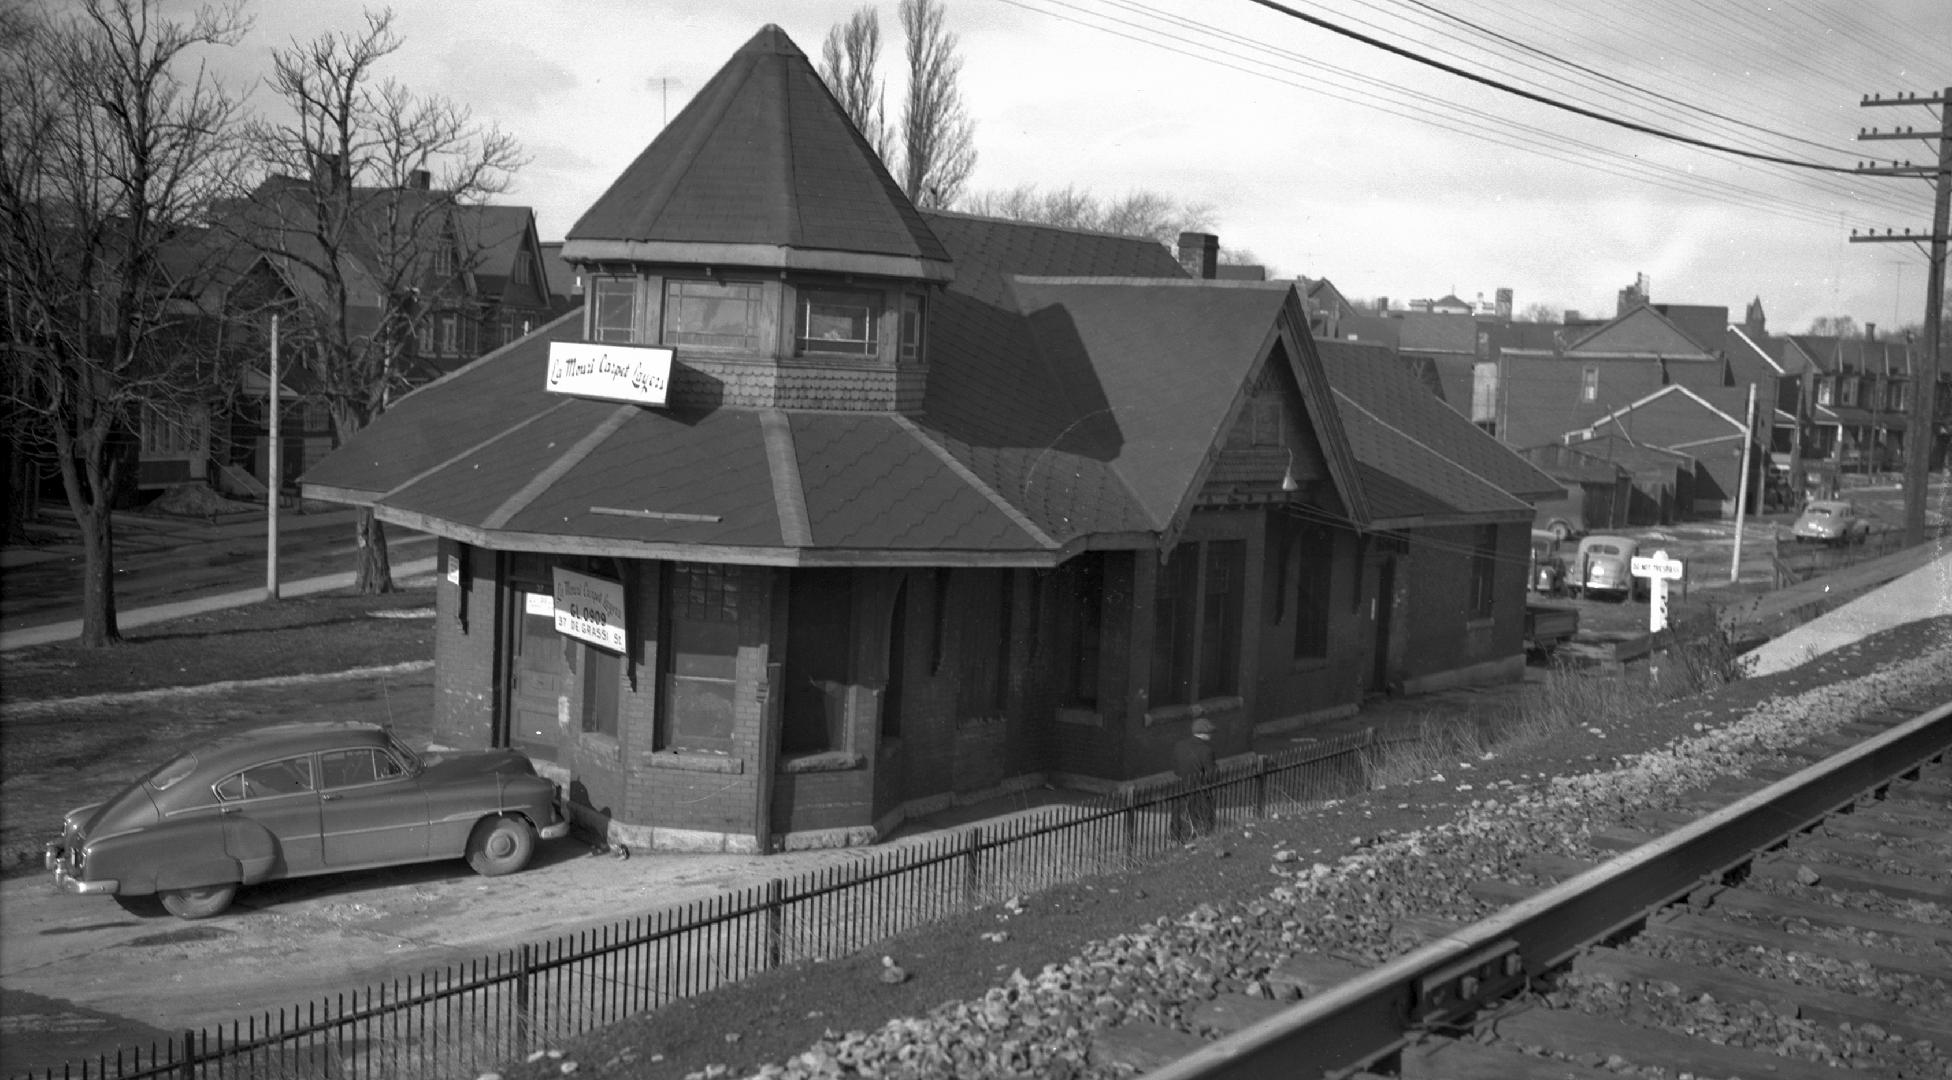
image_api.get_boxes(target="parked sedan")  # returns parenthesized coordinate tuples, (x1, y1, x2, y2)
(1790, 499, 1872, 546)
(1571, 534, 1642, 601)
(46, 722, 570, 919)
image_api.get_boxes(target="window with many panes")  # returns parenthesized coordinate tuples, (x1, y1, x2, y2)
(900, 293, 926, 362)
(665, 280, 763, 350)
(663, 562, 745, 752)
(592, 277, 637, 343)
(1580, 367, 1598, 403)
(797, 288, 879, 357)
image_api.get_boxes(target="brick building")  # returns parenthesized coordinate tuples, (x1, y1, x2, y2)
(303, 26, 1558, 854)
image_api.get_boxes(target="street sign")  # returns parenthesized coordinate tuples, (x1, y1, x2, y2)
(1630, 550, 1685, 580)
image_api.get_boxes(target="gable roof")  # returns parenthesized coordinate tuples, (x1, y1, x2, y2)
(563, 25, 951, 282)
(1316, 339, 1561, 521)
(1566, 305, 1717, 358)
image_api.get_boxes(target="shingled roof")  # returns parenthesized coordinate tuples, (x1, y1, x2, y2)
(563, 25, 952, 282)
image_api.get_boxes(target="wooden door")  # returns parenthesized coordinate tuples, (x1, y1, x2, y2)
(511, 590, 566, 760)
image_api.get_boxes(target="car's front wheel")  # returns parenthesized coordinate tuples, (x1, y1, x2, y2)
(159, 883, 236, 920)
(467, 816, 537, 877)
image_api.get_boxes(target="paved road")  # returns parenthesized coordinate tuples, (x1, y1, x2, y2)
(1, 507, 436, 650)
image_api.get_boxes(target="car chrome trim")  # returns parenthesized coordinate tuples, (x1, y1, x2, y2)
(51, 864, 118, 895)
(539, 820, 571, 840)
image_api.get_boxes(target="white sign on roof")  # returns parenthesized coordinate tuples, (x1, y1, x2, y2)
(546, 341, 673, 406)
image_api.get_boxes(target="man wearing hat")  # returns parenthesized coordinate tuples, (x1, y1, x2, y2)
(1170, 718, 1218, 842)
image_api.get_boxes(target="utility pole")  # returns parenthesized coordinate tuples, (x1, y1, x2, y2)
(1852, 87, 1950, 547)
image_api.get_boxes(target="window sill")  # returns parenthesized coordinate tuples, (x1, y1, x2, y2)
(1465, 616, 1495, 631)
(957, 714, 1008, 731)
(1288, 657, 1330, 674)
(1055, 707, 1102, 728)
(1143, 696, 1244, 727)
(645, 750, 743, 774)
(578, 732, 621, 759)
(779, 751, 866, 774)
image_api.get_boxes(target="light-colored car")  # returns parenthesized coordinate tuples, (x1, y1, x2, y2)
(46, 721, 570, 919)
(1790, 499, 1872, 546)
(1571, 534, 1641, 601)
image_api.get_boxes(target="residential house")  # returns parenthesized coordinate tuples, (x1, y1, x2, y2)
(301, 25, 1560, 856)
(203, 169, 552, 495)
(1724, 298, 1811, 507)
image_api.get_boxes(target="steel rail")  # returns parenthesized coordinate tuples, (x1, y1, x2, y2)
(1142, 699, 1952, 1080)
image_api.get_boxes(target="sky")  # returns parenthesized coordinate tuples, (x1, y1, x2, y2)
(198, 0, 1950, 337)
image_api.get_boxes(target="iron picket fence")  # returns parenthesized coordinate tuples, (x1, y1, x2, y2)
(15, 729, 1380, 1080)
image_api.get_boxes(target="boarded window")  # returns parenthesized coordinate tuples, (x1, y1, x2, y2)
(580, 642, 621, 737)
(1149, 548, 1200, 707)
(1292, 527, 1331, 661)
(784, 569, 852, 753)
(1469, 525, 1497, 620)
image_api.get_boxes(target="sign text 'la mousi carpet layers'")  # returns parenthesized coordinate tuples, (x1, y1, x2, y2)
(546, 341, 674, 407)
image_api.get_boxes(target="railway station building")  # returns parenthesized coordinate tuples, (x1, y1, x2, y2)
(304, 25, 1560, 853)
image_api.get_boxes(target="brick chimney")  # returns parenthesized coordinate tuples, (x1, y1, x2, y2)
(1865, 322, 1876, 342)
(1176, 232, 1218, 279)
(407, 168, 432, 191)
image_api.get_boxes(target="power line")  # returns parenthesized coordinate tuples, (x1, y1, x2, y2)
(1240, 0, 1876, 175)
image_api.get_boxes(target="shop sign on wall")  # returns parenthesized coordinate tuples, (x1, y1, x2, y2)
(552, 567, 626, 651)
(545, 341, 673, 406)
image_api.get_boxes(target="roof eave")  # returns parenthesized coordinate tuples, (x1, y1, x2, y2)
(365, 504, 1067, 567)
(560, 238, 955, 283)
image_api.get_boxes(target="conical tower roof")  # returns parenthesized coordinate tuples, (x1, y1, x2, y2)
(563, 25, 952, 281)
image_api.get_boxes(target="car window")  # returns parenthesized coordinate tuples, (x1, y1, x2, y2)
(319, 748, 407, 790)
(1589, 543, 1620, 555)
(1807, 507, 1833, 518)
(216, 755, 316, 801)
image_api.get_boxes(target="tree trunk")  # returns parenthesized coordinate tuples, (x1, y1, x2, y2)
(77, 504, 121, 646)
(353, 507, 394, 594)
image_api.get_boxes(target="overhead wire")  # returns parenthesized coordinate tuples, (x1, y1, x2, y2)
(1238, 0, 1879, 175)
(1011, 0, 1914, 228)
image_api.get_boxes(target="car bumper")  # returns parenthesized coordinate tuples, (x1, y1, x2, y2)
(539, 819, 571, 840)
(44, 843, 118, 895)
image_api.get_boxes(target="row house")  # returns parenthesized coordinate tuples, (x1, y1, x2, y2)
(303, 26, 1561, 856)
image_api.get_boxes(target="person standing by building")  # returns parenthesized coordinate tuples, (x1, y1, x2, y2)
(1170, 718, 1217, 842)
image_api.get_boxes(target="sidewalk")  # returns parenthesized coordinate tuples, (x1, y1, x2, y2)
(1742, 545, 1952, 676)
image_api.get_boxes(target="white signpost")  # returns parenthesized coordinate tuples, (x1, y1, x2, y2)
(545, 341, 673, 406)
(1629, 548, 1686, 634)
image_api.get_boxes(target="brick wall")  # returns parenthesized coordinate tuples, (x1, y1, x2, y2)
(433, 540, 500, 750)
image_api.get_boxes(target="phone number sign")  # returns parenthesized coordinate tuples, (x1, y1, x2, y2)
(552, 567, 626, 652)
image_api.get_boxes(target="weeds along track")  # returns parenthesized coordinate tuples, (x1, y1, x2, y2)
(1145, 698, 1952, 1080)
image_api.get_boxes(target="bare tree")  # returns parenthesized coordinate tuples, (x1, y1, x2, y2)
(1517, 302, 1562, 323)
(897, 0, 975, 209)
(960, 183, 1214, 248)
(0, 0, 248, 645)
(234, 8, 522, 593)
(1806, 315, 1861, 339)
(819, 6, 891, 162)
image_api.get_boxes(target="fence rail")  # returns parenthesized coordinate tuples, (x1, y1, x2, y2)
(18, 730, 1384, 1080)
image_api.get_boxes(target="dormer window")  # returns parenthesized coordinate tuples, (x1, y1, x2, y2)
(665, 279, 762, 350)
(797, 288, 879, 357)
(900, 293, 926, 363)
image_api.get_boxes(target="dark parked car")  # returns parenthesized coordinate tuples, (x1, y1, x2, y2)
(47, 722, 569, 919)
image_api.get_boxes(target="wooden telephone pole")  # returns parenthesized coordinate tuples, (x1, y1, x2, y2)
(1851, 87, 1950, 546)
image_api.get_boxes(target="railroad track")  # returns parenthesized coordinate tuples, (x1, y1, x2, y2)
(1143, 699, 1952, 1080)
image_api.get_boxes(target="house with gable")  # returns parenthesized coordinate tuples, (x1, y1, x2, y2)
(301, 25, 1559, 855)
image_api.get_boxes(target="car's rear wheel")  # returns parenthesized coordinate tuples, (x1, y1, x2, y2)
(467, 816, 537, 877)
(159, 883, 236, 920)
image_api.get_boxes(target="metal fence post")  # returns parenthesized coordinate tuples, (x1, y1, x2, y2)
(1254, 754, 1269, 819)
(178, 1029, 197, 1080)
(516, 944, 533, 1056)
(766, 879, 785, 969)
(962, 827, 983, 909)
(1122, 787, 1138, 864)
